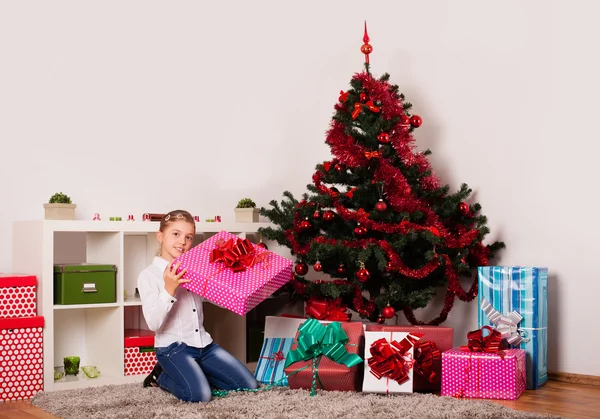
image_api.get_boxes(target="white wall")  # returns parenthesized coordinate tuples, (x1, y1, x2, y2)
(0, 0, 596, 376)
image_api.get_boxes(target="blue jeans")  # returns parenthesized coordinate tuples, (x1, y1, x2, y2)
(156, 342, 258, 403)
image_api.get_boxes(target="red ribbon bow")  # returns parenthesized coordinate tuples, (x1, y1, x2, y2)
(305, 297, 350, 321)
(351, 100, 381, 120)
(460, 326, 505, 358)
(364, 150, 381, 159)
(368, 335, 417, 386)
(210, 237, 267, 273)
(339, 90, 349, 103)
(414, 340, 441, 383)
(260, 349, 285, 369)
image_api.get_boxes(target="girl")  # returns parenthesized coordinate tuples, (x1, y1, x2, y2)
(137, 209, 258, 402)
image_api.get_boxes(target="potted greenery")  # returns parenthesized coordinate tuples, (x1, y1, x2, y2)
(234, 198, 260, 223)
(44, 192, 76, 220)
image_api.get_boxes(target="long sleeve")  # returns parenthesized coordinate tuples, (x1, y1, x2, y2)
(137, 266, 176, 332)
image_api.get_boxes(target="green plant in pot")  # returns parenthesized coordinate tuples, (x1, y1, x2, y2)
(44, 192, 76, 220)
(234, 198, 260, 223)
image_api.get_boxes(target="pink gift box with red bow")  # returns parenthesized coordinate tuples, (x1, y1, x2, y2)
(174, 231, 292, 316)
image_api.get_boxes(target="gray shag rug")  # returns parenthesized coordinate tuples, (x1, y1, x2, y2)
(31, 383, 562, 419)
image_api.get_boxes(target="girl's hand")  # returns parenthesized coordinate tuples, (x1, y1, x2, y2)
(163, 261, 190, 297)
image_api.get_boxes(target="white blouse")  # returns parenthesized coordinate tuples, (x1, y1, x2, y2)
(137, 256, 213, 348)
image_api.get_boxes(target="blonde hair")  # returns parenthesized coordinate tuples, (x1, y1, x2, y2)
(156, 210, 196, 256)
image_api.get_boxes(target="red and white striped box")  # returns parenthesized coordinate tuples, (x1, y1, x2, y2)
(124, 329, 157, 376)
(0, 274, 37, 318)
(0, 316, 44, 401)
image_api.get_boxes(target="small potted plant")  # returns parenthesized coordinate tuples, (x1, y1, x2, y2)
(234, 198, 260, 223)
(44, 192, 76, 220)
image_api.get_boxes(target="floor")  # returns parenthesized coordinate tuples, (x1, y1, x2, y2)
(0, 380, 598, 418)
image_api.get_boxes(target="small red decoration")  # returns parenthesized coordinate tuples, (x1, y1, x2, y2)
(313, 210, 321, 219)
(360, 92, 368, 102)
(337, 263, 346, 275)
(356, 268, 370, 282)
(330, 187, 339, 196)
(339, 90, 349, 103)
(335, 163, 345, 173)
(300, 218, 311, 230)
(323, 161, 332, 171)
(400, 114, 411, 126)
(375, 199, 387, 212)
(361, 21, 373, 63)
(377, 316, 386, 324)
(323, 210, 335, 222)
(256, 242, 268, 250)
(459, 202, 470, 215)
(382, 305, 396, 319)
(386, 261, 393, 271)
(354, 223, 368, 236)
(377, 133, 390, 144)
(429, 227, 440, 236)
(313, 261, 322, 272)
(294, 262, 308, 276)
(410, 115, 422, 128)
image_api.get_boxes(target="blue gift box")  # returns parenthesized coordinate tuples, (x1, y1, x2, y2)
(477, 266, 548, 390)
(254, 337, 294, 386)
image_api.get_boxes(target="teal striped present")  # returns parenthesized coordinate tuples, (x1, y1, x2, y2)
(254, 337, 293, 386)
(477, 266, 548, 390)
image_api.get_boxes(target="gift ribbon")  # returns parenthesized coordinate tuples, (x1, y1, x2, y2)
(351, 100, 381, 120)
(367, 333, 417, 394)
(414, 340, 441, 384)
(284, 319, 363, 396)
(364, 150, 381, 159)
(480, 298, 532, 345)
(305, 297, 350, 321)
(259, 349, 286, 381)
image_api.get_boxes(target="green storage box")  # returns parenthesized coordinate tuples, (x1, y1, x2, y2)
(54, 264, 117, 305)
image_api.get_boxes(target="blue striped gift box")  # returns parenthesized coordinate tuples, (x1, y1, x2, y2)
(254, 337, 294, 386)
(477, 266, 548, 390)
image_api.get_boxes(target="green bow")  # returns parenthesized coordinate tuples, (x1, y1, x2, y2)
(284, 319, 363, 395)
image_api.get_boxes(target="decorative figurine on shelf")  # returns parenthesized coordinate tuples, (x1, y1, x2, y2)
(127, 214, 135, 221)
(93, 213, 101, 221)
(194, 215, 200, 222)
(63, 356, 80, 376)
(142, 213, 151, 221)
(82, 366, 101, 378)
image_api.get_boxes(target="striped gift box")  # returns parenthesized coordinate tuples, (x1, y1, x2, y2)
(254, 337, 293, 385)
(477, 266, 548, 389)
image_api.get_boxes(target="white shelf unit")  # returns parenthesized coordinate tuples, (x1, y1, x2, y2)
(12, 220, 275, 392)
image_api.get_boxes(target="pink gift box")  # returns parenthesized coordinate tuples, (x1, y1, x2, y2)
(175, 231, 293, 316)
(441, 348, 526, 400)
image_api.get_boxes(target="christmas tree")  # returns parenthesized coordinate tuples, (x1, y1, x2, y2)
(259, 24, 504, 325)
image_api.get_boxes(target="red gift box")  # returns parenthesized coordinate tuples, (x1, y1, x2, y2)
(0, 316, 44, 401)
(176, 231, 293, 316)
(284, 320, 364, 393)
(0, 274, 37, 318)
(124, 329, 157, 376)
(365, 324, 452, 392)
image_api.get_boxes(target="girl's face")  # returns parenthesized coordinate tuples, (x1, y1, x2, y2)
(156, 220, 195, 262)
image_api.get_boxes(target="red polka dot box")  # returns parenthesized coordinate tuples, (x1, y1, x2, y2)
(0, 274, 37, 319)
(0, 316, 44, 401)
(124, 329, 156, 376)
(175, 231, 293, 316)
(441, 348, 526, 400)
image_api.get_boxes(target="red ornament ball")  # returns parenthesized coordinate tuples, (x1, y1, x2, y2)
(377, 133, 390, 144)
(375, 199, 387, 212)
(313, 261, 322, 272)
(323, 210, 335, 222)
(335, 164, 345, 173)
(359, 92, 368, 102)
(459, 202, 470, 215)
(256, 242, 268, 250)
(356, 268, 370, 282)
(377, 316, 386, 324)
(300, 219, 311, 230)
(400, 114, 411, 126)
(313, 210, 321, 219)
(330, 187, 339, 196)
(294, 262, 308, 276)
(381, 305, 396, 319)
(354, 224, 368, 236)
(410, 115, 422, 128)
(337, 263, 346, 275)
(386, 261, 393, 271)
(361, 43, 373, 55)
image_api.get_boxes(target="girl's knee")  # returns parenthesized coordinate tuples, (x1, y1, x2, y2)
(245, 376, 258, 390)
(189, 387, 212, 403)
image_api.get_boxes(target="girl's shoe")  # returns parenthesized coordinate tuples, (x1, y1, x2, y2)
(143, 362, 163, 388)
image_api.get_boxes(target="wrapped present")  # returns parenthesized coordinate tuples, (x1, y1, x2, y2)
(255, 338, 293, 385)
(366, 324, 450, 392)
(305, 297, 351, 321)
(363, 329, 418, 394)
(0, 274, 37, 318)
(441, 327, 526, 400)
(284, 319, 364, 395)
(174, 231, 293, 316)
(478, 266, 548, 389)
